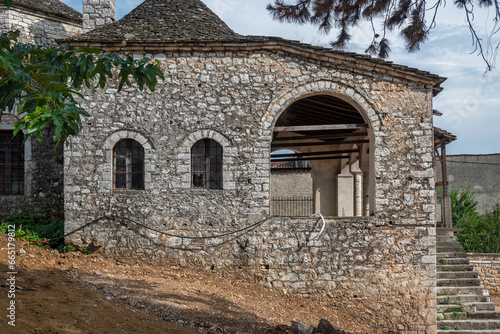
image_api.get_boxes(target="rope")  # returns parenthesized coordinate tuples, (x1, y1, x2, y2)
(42, 215, 277, 251)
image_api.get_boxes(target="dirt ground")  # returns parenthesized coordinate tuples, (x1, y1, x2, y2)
(0, 236, 382, 334)
(1, 236, 499, 334)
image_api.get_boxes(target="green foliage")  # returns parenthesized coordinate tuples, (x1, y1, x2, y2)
(451, 187, 500, 253)
(267, 0, 499, 70)
(0, 30, 164, 146)
(58, 244, 76, 253)
(450, 187, 478, 225)
(1, 211, 64, 249)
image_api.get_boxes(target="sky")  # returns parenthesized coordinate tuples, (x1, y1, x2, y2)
(63, 0, 500, 155)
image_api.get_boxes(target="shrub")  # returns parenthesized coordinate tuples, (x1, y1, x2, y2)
(1, 211, 65, 250)
(451, 187, 500, 253)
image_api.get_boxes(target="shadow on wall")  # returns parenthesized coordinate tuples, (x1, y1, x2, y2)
(28, 19, 75, 45)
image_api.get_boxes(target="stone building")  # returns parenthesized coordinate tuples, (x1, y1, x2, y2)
(3, 0, 445, 332)
(437, 153, 500, 213)
(0, 0, 82, 219)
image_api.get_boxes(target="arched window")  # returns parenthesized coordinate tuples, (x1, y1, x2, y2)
(0, 131, 24, 195)
(191, 139, 222, 189)
(113, 139, 144, 190)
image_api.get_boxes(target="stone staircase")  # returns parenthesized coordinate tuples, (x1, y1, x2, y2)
(437, 228, 500, 333)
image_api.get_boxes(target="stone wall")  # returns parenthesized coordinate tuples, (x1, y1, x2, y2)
(64, 50, 437, 333)
(467, 253, 500, 294)
(270, 169, 312, 198)
(0, 112, 64, 220)
(436, 154, 500, 213)
(0, 4, 77, 220)
(0, 6, 81, 44)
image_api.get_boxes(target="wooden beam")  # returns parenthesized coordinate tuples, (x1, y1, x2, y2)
(271, 149, 359, 158)
(273, 123, 368, 132)
(271, 155, 350, 162)
(272, 139, 369, 149)
(273, 132, 368, 142)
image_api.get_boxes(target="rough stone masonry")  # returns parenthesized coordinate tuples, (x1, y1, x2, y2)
(0, 0, 446, 332)
(62, 45, 440, 333)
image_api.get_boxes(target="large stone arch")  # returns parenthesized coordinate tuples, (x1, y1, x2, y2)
(265, 80, 379, 217)
(262, 80, 382, 134)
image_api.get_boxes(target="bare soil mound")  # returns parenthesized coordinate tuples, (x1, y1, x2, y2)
(6, 236, 488, 333)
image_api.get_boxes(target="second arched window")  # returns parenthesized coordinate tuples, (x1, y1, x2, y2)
(191, 139, 222, 189)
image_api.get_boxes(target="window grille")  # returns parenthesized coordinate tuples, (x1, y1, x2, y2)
(113, 139, 144, 190)
(0, 131, 24, 195)
(191, 139, 223, 189)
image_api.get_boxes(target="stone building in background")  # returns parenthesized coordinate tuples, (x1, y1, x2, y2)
(0, 0, 82, 219)
(437, 153, 500, 213)
(2, 0, 447, 332)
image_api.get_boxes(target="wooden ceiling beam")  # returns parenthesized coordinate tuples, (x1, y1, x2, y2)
(274, 132, 368, 142)
(272, 139, 369, 148)
(273, 123, 368, 132)
(271, 155, 351, 162)
(271, 149, 359, 158)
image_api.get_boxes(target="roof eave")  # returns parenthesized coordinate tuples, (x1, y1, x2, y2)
(2, 3, 82, 25)
(57, 37, 446, 90)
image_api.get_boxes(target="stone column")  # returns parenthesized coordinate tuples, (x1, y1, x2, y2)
(362, 172, 370, 216)
(353, 172, 363, 216)
(337, 158, 353, 217)
(310, 159, 340, 216)
(350, 154, 363, 217)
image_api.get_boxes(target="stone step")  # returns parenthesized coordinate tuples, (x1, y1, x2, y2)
(437, 286, 490, 296)
(436, 228, 461, 236)
(468, 312, 500, 320)
(439, 312, 468, 320)
(438, 246, 465, 253)
(438, 271, 478, 279)
(462, 302, 497, 312)
(437, 258, 470, 265)
(437, 241, 464, 248)
(438, 304, 467, 313)
(438, 319, 500, 330)
(437, 252, 468, 259)
(437, 235, 460, 241)
(438, 264, 474, 272)
(438, 294, 490, 304)
(437, 329, 500, 334)
(437, 331, 500, 334)
(437, 278, 482, 287)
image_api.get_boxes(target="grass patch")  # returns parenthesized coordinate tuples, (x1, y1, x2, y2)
(443, 307, 464, 313)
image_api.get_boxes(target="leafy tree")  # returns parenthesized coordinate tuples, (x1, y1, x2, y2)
(0, 1, 164, 146)
(451, 187, 500, 253)
(267, 0, 500, 70)
(450, 186, 478, 224)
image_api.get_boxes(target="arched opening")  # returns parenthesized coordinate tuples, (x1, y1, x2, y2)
(270, 94, 372, 217)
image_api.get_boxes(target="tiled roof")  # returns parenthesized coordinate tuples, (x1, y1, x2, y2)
(71, 0, 240, 43)
(434, 127, 457, 144)
(10, 0, 82, 24)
